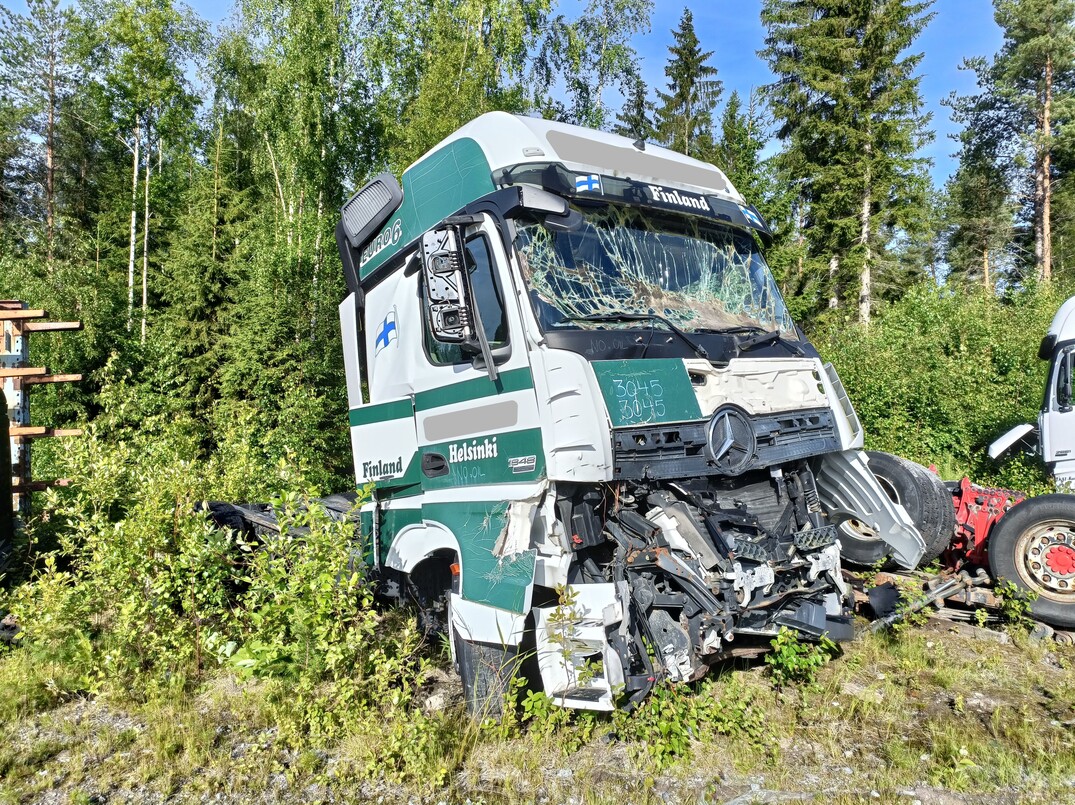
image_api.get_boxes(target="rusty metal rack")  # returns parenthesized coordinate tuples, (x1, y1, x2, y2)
(2, 301, 82, 543)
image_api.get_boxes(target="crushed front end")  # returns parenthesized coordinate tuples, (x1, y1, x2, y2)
(538, 411, 855, 709)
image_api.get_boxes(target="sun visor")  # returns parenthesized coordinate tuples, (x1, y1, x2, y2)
(711, 199, 774, 244)
(544, 129, 732, 194)
(495, 164, 774, 242)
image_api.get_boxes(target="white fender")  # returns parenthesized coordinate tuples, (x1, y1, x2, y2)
(815, 449, 926, 569)
(384, 522, 461, 573)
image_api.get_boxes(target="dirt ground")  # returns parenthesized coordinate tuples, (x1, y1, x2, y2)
(3, 613, 1075, 805)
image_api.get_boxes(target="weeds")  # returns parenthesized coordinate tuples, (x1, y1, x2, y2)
(765, 627, 839, 687)
(610, 676, 768, 770)
(5, 374, 1075, 801)
(994, 578, 1038, 630)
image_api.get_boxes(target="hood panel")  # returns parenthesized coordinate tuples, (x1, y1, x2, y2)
(591, 359, 702, 428)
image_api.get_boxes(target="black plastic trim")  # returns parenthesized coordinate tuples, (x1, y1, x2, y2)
(611, 406, 840, 480)
(544, 328, 818, 364)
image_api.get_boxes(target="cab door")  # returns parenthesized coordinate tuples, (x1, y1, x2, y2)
(412, 215, 544, 614)
(1043, 345, 1075, 468)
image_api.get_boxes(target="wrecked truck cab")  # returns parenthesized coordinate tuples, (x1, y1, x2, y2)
(335, 112, 924, 714)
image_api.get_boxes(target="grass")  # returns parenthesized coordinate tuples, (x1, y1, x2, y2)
(2, 617, 1074, 803)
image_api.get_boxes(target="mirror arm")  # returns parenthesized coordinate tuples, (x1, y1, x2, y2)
(466, 290, 499, 382)
(1060, 352, 1074, 412)
(443, 215, 498, 380)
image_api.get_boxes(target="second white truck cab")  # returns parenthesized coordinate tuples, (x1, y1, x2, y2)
(991, 296, 1075, 485)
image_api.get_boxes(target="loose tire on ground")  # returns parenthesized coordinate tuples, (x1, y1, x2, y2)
(840, 451, 955, 568)
(987, 494, 1075, 629)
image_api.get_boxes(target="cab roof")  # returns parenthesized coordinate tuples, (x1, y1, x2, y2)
(353, 113, 748, 283)
(424, 112, 744, 204)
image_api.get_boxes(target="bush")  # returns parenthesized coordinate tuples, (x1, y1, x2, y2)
(817, 283, 1070, 490)
(0, 376, 432, 759)
(765, 628, 839, 687)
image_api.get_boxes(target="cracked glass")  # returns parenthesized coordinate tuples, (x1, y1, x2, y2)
(514, 203, 795, 335)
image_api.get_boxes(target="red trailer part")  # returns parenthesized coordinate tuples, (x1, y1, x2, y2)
(943, 477, 1075, 628)
(947, 477, 1025, 568)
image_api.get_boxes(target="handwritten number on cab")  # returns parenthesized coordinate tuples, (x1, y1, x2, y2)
(612, 377, 666, 423)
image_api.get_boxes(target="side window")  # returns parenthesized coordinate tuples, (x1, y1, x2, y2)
(426, 234, 508, 365)
(1056, 348, 1075, 410)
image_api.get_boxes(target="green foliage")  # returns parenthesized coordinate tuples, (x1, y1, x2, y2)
(612, 71, 656, 141)
(994, 578, 1038, 629)
(537, 0, 652, 129)
(946, 0, 1075, 282)
(611, 678, 767, 769)
(943, 155, 1014, 288)
(0, 377, 425, 747)
(761, 0, 935, 323)
(714, 89, 766, 201)
(891, 579, 933, 633)
(817, 282, 1066, 489)
(764, 627, 839, 687)
(655, 8, 721, 157)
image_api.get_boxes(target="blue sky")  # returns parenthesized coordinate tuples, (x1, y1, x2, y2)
(5, 0, 1003, 185)
(637, 1, 1003, 186)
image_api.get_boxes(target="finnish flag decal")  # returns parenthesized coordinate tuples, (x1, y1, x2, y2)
(374, 308, 398, 355)
(575, 174, 603, 193)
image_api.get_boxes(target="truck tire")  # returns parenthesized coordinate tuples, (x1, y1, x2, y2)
(453, 632, 521, 720)
(987, 494, 1075, 629)
(841, 451, 954, 568)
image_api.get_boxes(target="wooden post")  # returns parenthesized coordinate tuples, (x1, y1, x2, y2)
(1, 301, 82, 518)
(0, 392, 12, 567)
(1, 301, 28, 518)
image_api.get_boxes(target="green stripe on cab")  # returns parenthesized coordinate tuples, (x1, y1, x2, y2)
(349, 398, 413, 427)
(414, 367, 534, 411)
(419, 427, 544, 490)
(359, 138, 495, 281)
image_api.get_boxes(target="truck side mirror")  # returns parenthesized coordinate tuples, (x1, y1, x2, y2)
(1060, 350, 1074, 412)
(420, 227, 471, 344)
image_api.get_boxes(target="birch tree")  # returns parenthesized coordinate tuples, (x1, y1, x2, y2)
(89, 0, 202, 337)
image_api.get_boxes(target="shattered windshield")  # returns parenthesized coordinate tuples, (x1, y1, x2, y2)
(514, 203, 796, 335)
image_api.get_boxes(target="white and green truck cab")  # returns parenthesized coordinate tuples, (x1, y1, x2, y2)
(335, 113, 924, 714)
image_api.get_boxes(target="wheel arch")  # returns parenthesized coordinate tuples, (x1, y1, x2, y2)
(384, 522, 462, 575)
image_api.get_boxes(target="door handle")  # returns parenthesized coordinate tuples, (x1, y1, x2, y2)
(422, 452, 449, 478)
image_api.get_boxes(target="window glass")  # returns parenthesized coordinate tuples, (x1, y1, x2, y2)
(426, 234, 508, 365)
(514, 203, 795, 336)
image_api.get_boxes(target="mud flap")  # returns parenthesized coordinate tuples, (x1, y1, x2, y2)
(815, 450, 926, 569)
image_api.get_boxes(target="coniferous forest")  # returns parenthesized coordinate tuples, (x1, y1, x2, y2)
(4, 0, 1075, 801)
(2, 0, 1074, 481)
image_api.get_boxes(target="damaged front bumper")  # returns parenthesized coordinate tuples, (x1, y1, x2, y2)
(532, 525, 854, 710)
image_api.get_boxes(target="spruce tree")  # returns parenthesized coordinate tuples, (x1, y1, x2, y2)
(765, 0, 933, 326)
(761, 0, 934, 324)
(655, 8, 722, 157)
(715, 89, 767, 199)
(613, 71, 657, 142)
(943, 156, 1014, 289)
